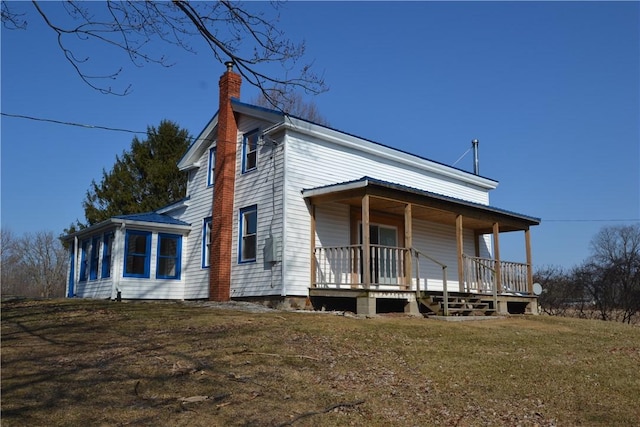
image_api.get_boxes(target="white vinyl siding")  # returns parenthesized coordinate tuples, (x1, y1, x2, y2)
(173, 135, 216, 299)
(230, 115, 284, 298)
(113, 232, 186, 300)
(281, 130, 493, 296)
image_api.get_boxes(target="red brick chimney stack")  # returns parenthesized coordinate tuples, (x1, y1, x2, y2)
(209, 61, 241, 301)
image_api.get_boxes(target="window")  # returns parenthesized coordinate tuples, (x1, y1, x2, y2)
(207, 147, 216, 186)
(202, 217, 212, 268)
(242, 130, 259, 173)
(102, 232, 113, 278)
(79, 240, 89, 281)
(239, 205, 257, 263)
(89, 236, 100, 280)
(124, 230, 151, 278)
(156, 233, 182, 279)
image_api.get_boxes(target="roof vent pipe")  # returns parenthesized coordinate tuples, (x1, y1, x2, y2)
(472, 139, 479, 175)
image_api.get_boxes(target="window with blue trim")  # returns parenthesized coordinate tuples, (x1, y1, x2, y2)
(89, 236, 100, 280)
(102, 232, 114, 278)
(207, 147, 216, 186)
(242, 130, 259, 173)
(156, 233, 182, 279)
(79, 240, 89, 281)
(202, 217, 212, 268)
(124, 230, 151, 278)
(239, 205, 257, 263)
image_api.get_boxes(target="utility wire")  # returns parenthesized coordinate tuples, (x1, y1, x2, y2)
(452, 146, 472, 167)
(1, 111, 274, 147)
(5, 112, 639, 225)
(544, 219, 640, 223)
(1, 112, 146, 135)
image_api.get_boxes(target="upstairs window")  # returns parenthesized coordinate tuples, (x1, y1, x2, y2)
(102, 232, 114, 278)
(202, 217, 212, 268)
(239, 205, 257, 263)
(207, 147, 216, 186)
(124, 230, 151, 278)
(242, 130, 259, 173)
(157, 233, 182, 279)
(89, 236, 101, 280)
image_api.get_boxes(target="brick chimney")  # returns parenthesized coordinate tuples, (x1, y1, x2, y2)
(209, 61, 241, 301)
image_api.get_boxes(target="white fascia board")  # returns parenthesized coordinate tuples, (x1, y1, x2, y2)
(64, 218, 192, 241)
(156, 198, 190, 214)
(177, 114, 218, 171)
(231, 101, 284, 123)
(117, 219, 192, 234)
(62, 218, 121, 241)
(283, 117, 498, 190)
(302, 180, 368, 199)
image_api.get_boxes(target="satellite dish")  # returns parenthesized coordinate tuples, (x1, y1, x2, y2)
(532, 283, 543, 296)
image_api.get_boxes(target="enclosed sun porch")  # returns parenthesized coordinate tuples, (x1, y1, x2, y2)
(303, 177, 541, 317)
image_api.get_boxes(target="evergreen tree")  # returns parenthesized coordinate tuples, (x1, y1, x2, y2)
(82, 120, 191, 226)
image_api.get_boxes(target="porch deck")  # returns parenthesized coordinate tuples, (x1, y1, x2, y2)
(311, 245, 538, 316)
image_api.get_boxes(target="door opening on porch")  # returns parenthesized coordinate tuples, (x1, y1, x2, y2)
(359, 223, 399, 285)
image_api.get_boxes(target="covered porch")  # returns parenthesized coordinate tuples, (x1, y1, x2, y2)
(303, 177, 541, 316)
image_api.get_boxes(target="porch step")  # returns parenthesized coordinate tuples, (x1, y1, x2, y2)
(418, 293, 496, 317)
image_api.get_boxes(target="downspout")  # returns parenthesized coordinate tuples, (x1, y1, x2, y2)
(281, 133, 288, 297)
(113, 223, 126, 300)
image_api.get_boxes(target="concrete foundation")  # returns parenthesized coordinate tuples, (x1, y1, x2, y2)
(356, 297, 377, 316)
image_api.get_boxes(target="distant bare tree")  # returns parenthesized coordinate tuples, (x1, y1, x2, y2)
(252, 89, 330, 126)
(534, 265, 583, 316)
(586, 224, 640, 324)
(0, 229, 68, 298)
(1, 229, 26, 296)
(1, 1, 327, 106)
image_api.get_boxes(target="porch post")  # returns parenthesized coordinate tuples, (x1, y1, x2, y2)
(362, 194, 371, 289)
(525, 227, 533, 294)
(310, 203, 316, 288)
(456, 214, 464, 292)
(404, 203, 413, 290)
(493, 222, 502, 293)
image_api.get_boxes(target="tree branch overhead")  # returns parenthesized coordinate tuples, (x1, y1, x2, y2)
(2, 1, 326, 102)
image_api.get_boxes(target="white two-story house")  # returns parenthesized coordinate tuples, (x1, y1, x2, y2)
(64, 62, 541, 316)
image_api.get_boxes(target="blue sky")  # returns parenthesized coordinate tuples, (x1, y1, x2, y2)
(2, 1, 638, 270)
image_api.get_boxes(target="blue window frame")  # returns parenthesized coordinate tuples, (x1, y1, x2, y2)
(156, 233, 182, 279)
(79, 240, 89, 282)
(207, 147, 216, 186)
(124, 230, 151, 278)
(89, 236, 100, 280)
(202, 217, 212, 268)
(102, 232, 114, 278)
(239, 205, 257, 263)
(242, 130, 259, 173)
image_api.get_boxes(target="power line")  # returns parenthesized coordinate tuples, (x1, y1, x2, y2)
(1, 111, 275, 147)
(1, 112, 146, 135)
(544, 219, 640, 223)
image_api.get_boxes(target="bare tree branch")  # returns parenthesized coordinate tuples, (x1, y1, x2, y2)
(4, 1, 326, 100)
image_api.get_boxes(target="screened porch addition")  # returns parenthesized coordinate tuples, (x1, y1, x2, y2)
(303, 177, 540, 315)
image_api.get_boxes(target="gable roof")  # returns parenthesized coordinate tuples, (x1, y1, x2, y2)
(177, 99, 285, 171)
(179, 99, 498, 190)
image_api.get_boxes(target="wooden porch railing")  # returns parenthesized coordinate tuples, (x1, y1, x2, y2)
(410, 248, 449, 316)
(462, 254, 529, 294)
(313, 245, 409, 288)
(313, 246, 531, 298)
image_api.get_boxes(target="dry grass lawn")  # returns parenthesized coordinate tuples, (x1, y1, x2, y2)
(2, 298, 639, 426)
